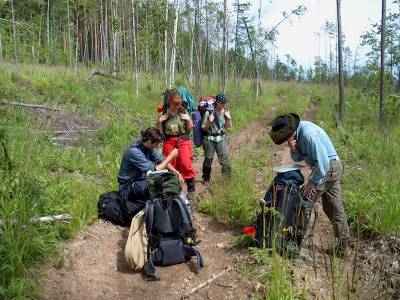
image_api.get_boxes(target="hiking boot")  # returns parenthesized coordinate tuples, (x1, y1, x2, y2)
(187, 190, 195, 200)
(329, 239, 351, 258)
(203, 179, 211, 187)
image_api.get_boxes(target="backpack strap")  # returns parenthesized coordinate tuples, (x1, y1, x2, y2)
(182, 245, 205, 270)
(173, 196, 192, 227)
(144, 248, 160, 281)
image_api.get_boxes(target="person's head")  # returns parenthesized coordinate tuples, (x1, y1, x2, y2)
(269, 113, 300, 145)
(215, 93, 228, 110)
(141, 127, 164, 149)
(167, 91, 183, 112)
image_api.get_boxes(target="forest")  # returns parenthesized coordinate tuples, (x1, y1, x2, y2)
(0, 0, 399, 299)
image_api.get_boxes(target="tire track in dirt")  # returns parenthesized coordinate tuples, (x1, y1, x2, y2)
(41, 103, 281, 300)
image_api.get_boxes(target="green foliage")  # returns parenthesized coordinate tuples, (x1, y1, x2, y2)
(248, 248, 306, 300)
(316, 88, 400, 235)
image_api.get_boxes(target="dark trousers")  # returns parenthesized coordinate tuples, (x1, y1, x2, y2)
(202, 137, 231, 181)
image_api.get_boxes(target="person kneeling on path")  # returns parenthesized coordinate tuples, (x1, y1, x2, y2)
(157, 91, 197, 200)
(201, 93, 232, 185)
(118, 127, 184, 202)
(269, 113, 351, 257)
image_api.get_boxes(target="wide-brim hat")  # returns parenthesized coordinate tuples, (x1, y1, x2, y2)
(269, 113, 300, 145)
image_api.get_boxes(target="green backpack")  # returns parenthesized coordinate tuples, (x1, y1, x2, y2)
(147, 170, 181, 200)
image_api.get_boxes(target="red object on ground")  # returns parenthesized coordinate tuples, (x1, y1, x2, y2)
(243, 226, 256, 237)
(163, 136, 196, 179)
(157, 103, 164, 113)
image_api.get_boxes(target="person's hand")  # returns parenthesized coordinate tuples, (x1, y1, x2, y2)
(224, 109, 231, 120)
(178, 173, 185, 186)
(159, 113, 170, 122)
(168, 148, 179, 159)
(287, 134, 297, 153)
(303, 183, 316, 198)
(208, 112, 215, 122)
(179, 112, 191, 121)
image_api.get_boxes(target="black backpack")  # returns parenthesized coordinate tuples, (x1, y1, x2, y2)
(144, 194, 204, 280)
(254, 170, 314, 258)
(97, 191, 145, 226)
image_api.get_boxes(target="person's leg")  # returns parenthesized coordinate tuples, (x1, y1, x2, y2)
(215, 138, 231, 176)
(162, 137, 178, 168)
(202, 137, 216, 183)
(176, 139, 196, 199)
(321, 161, 350, 247)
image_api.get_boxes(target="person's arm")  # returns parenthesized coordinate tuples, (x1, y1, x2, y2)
(155, 148, 179, 171)
(224, 109, 232, 129)
(288, 134, 303, 162)
(180, 112, 193, 132)
(156, 113, 169, 134)
(166, 163, 185, 186)
(308, 136, 330, 185)
(201, 111, 213, 131)
(127, 148, 156, 173)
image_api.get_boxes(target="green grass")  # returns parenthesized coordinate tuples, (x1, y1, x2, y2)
(1, 62, 398, 299)
(315, 88, 400, 236)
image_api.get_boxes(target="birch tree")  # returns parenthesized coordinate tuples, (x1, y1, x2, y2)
(131, 0, 139, 95)
(222, 0, 227, 93)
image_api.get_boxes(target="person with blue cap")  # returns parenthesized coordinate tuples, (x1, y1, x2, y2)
(201, 93, 232, 184)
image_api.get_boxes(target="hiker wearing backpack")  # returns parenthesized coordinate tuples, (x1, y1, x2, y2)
(201, 93, 232, 185)
(269, 113, 351, 257)
(157, 91, 197, 200)
(118, 127, 184, 202)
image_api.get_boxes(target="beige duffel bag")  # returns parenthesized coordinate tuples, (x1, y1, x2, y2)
(125, 209, 148, 270)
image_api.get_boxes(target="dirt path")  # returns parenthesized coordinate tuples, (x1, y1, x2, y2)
(41, 105, 278, 300)
(41, 103, 399, 300)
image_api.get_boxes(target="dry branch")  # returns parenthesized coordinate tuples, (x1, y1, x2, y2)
(0, 214, 72, 228)
(181, 267, 233, 299)
(0, 101, 61, 111)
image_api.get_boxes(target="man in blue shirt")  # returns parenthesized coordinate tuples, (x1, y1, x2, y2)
(118, 127, 184, 201)
(269, 113, 350, 257)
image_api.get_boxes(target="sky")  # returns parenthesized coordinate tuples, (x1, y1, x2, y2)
(237, 0, 399, 69)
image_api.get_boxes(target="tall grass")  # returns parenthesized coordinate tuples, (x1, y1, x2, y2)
(315, 88, 400, 235)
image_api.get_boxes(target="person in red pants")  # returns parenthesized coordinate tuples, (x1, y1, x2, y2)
(157, 91, 196, 199)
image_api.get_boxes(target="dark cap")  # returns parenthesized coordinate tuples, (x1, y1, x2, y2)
(269, 113, 300, 145)
(215, 94, 228, 103)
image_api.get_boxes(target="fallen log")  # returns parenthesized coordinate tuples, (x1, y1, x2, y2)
(0, 214, 72, 228)
(0, 101, 61, 111)
(180, 267, 233, 299)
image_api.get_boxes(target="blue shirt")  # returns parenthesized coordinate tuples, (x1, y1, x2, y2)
(291, 121, 338, 185)
(118, 140, 164, 198)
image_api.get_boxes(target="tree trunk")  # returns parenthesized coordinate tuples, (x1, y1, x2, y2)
(10, 0, 18, 63)
(170, 0, 179, 89)
(256, 0, 262, 100)
(222, 0, 228, 93)
(189, 13, 194, 85)
(205, 0, 211, 87)
(164, 1, 169, 86)
(380, 0, 386, 131)
(67, 0, 72, 66)
(74, 7, 80, 75)
(336, 0, 345, 127)
(0, 32, 2, 62)
(131, 0, 139, 95)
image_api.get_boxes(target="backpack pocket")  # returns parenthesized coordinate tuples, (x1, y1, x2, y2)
(159, 239, 186, 266)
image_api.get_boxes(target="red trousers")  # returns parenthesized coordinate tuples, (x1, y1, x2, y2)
(163, 137, 196, 179)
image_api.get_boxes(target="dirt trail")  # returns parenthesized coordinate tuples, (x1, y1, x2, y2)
(41, 103, 399, 300)
(41, 105, 277, 300)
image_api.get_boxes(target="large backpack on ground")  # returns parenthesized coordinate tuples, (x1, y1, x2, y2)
(144, 171, 204, 280)
(97, 191, 145, 226)
(192, 96, 216, 147)
(254, 170, 314, 258)
(125, 209, 148, 271)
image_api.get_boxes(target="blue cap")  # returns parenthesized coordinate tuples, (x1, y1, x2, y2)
(215, 94, 228, 103)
